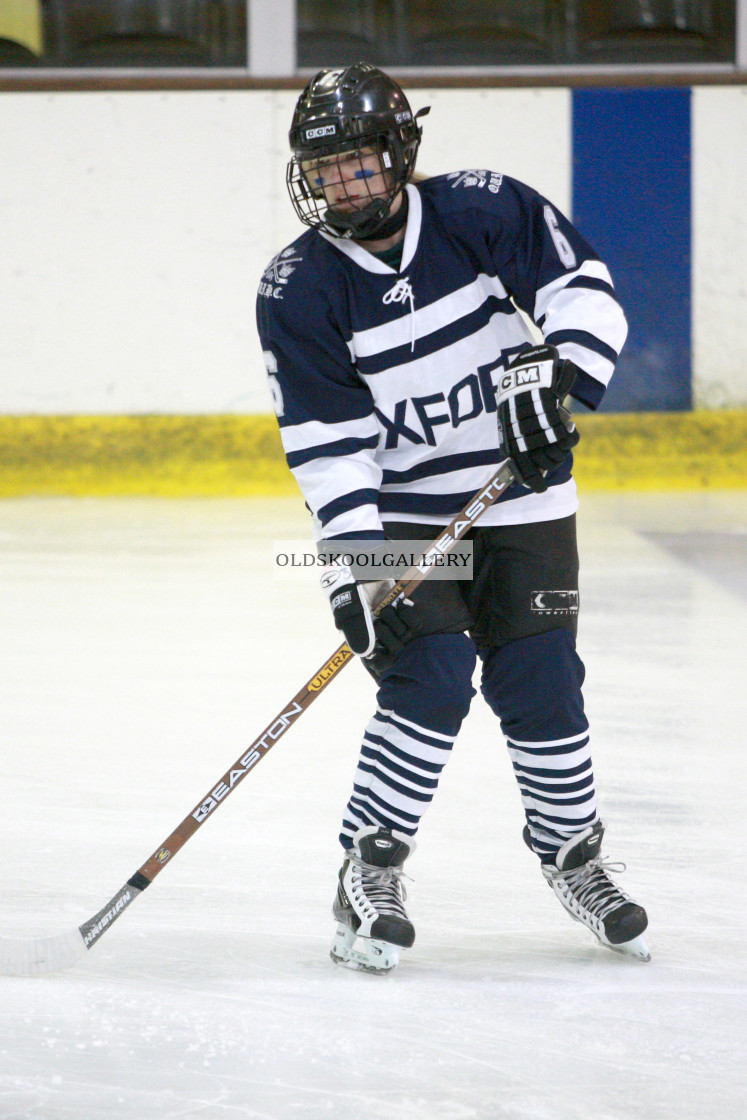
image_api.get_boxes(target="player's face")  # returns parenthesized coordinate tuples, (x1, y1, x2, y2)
(302, 147, 392, 213)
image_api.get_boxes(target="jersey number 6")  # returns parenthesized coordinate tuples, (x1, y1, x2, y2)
(263, 350, 285, 418)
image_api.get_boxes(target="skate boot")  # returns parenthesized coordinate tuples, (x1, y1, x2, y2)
(330, 826, 415, 974)
(525, 821, 650, 961)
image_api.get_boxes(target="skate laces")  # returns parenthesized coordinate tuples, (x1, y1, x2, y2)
(549, 856, 632, 922)
(349, 854, 410, 919)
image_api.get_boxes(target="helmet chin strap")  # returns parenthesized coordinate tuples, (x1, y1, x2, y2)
(326, 190, 408, 242)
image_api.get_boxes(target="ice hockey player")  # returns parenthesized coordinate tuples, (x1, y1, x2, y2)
(256, 63, 650, 972)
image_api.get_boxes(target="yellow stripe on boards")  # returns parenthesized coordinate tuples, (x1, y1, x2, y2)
(0, 412, 745, 497)
(0, 415, 297, 498)
(571, 410, 746, 491)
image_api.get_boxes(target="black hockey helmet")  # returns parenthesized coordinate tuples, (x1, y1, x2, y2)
(286, 62, 429, 240)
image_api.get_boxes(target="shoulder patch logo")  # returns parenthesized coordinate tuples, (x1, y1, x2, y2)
(447, 170, 503, 194)
(259, 246, 303, 300)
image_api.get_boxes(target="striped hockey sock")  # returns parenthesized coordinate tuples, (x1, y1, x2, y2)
(339, 706, 456, 847)
(507, 728, 599, 859)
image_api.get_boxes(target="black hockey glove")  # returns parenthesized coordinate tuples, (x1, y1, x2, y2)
(320, 561, 414, 660)
(496, 345, 581, 493)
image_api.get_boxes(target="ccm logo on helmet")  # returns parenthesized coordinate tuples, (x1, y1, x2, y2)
(305, 124, 337, 140)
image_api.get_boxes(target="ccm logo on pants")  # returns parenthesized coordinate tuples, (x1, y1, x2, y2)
(531, 590, 579, 614)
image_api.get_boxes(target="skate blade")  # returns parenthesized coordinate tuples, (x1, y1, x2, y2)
(561, 906, 651, 962)
(329, 923, 400, 975)
(608, 933, 651, 962)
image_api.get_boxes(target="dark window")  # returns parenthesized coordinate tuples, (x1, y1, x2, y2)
(296, 0, 737, 68)
(399, 0, 561, 66)
(296, 0, 397, 68)
(24, 0, 247, 68)
(568, 1, 736, 64)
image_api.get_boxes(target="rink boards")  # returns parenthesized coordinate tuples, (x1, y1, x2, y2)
(0, 410, 745, 496)
(0, 85, 746, 494)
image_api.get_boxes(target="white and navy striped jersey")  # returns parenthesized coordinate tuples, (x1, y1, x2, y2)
(256, 172, 627, 541)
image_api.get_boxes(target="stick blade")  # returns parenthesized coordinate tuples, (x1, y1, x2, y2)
(0, 927, 88, 976)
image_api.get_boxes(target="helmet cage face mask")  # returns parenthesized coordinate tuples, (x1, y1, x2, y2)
(286, 64, 425, 240)
(286, 131, 417, 239)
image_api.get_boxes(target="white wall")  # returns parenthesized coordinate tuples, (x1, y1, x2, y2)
(692, 86, 747, 408)
(1, 91, 283, 413)
(0, 86, 744, 413)
(0, 88, 567, 414)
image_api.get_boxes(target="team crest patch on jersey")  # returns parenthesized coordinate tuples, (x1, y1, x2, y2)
(447, 170, 503, 194)
(258, 247, 303, 300)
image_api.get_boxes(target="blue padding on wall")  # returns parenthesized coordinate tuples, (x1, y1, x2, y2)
(572, 89, 691, 411)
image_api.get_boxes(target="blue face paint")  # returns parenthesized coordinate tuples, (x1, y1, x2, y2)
(312, 163, 375, 189)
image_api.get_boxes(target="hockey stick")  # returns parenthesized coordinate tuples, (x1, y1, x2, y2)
(0, 459, 516, 976)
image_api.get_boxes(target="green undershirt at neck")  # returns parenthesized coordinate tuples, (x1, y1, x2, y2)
(372, 241, 404, 271)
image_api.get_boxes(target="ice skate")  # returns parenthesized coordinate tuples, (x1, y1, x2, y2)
(526, 822, 650, 961)
(330, 826, 415, 975)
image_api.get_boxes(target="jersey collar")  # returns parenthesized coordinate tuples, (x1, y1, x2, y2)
(319, 183, 422, 274)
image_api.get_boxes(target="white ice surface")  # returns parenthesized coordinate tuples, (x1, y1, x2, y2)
(0, 492, 745, 1120)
